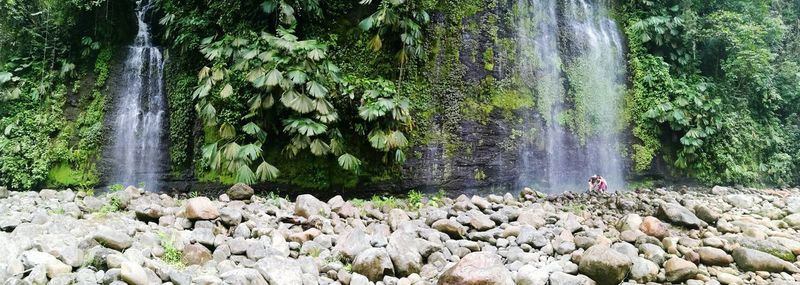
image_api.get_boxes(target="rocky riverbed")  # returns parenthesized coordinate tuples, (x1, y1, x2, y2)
(1, 185, 800, 285)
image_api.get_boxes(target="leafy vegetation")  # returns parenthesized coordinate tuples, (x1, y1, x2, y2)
(1, 0, 799, 191)
(623, 0, 800, 186)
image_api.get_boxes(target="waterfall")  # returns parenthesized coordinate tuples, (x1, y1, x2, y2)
(106, 0, 166, 190)
(517, 0, 625, 192)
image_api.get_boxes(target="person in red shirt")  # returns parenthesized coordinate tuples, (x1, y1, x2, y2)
(588, 175, 607, 193)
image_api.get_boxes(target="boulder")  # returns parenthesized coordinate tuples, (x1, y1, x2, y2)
(724, 235, 796, 261)
(437, 252, 514, 285)
(94, 229, 132, 251)
(639, 216, 669, 239)
(467, 210, 495, 231)
(220, 268, 268, 285)
(629, 257, 658, 283)
(656, 203, 706, 229)
(578, 245, 632, 285)
(516, 265, 549, 285)
(732, 247, 800, 273)
(785, 213, 800, 229)
(548, 272, 595, 285)
(694, 205, 720, 224)
(332, 228, 371, 260)
(697, 247, 733, 266)
(725, 194, 754, 209)
(121, 262, 149, 285)
(432, 219, 466, 238)
(664, 257, 698, 283)
(184, 197, 219, 220)
(21, 251, 71, 278)
(134, 204, 163, 221)
(618, 214, 642, 232)
(182, 244, 212, 265)
(387, 231, 422, 276)
(353, 248, 394, 282)
(256, 255, 304, 285)
(226, 183, 254, 200)
(388, 209, 410, 231)
(294, 194, 330, 218)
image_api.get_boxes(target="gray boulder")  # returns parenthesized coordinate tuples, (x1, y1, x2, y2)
(664, 257, 698, 283)
(629, 257, 658, 283)
(437, 252, 514, 285)
(387, 231, 422, 276)
(226, 183, 254, 200)
(353, 248, 394, 282)
(294, 194, 330, 218)
(578, 245, 631, 285)
(656, 203, 706, 229)
(94, 229, 132, 251)
(256, 256, 304, 285)
(732, 247, 800, 273)
(184, 197, 219, 220)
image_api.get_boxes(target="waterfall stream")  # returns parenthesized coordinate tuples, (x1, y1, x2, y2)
(106, 0, 166, 190)
(518, 0, 625, 192)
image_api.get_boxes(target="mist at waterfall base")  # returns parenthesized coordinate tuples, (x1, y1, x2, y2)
(105, 0, 167, 191)
(517, 0, 626, 193)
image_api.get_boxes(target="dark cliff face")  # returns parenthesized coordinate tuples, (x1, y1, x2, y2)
(398, 0, 550, 193)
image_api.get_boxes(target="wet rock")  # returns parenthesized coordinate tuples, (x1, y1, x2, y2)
(578, 245, 631, 285)
(437, 252, 514, 285)
(657, 203, 706, 229)
(184, 197, 219, 220)
(226, 183, 254, 200)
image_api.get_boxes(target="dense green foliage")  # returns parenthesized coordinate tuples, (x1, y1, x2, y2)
(624, 0, 800, 186)
(1, 0, 799, 190)
(157, 0, 433, 185)
(0, 0, 130, 189)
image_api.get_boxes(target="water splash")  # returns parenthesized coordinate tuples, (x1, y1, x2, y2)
(517, 0, 626, 192)
(106, 0, 166, 190)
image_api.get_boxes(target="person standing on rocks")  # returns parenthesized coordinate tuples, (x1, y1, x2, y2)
(588, 175, 607, 193)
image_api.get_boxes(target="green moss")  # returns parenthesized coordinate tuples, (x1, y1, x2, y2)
(483, 47, 494, 71)
(48, 163, 80, 187)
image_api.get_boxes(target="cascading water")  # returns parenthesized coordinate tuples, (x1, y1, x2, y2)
(106, 0, 166, 190)
(517, 0, 625, 192)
